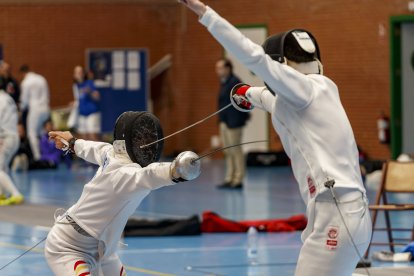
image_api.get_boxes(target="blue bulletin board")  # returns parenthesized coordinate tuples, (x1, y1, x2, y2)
(86, 48, 148, 133)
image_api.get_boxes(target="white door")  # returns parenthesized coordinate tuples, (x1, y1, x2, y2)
(401, 23, 414, 153)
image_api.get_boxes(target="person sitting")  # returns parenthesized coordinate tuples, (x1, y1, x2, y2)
(39, 119, 71, 168)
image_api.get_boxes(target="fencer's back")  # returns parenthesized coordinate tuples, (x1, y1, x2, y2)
(21, 72, 49, 108)
(272, 74, 364, 204)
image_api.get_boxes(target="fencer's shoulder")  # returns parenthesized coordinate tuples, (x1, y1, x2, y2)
(113, 163, 143, 178)
(308, 74, 338, 91)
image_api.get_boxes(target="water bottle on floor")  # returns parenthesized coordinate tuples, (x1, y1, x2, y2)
(247, 226, 258, 265)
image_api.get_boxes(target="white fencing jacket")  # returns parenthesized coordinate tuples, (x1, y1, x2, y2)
(200, 7, 365, 206)
(20, 72, 50, 111)
(67, 140, 174, 257)
(0, 90, 18, 139)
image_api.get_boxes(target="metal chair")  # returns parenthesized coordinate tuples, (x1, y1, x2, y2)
(366, 161, 414, 257)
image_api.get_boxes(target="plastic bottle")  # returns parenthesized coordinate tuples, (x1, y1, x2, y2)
(247, 226, 259, 265)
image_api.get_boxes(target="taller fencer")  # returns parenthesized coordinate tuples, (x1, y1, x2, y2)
(0, 79, 24, 205)
(45, 111, 201, 276)
(180, 1, 371, 275)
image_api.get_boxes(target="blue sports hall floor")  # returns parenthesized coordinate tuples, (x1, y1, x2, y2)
(0, 159, 413, 275)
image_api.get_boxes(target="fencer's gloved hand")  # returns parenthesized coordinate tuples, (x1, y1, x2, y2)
(230, 83, 254, 112)
(170, 151, 201, 183)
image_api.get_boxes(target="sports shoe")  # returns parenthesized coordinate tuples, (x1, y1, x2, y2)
(0, 195, 24, 206)
(9, 195, 24, 205)
(0, 198, 11, 206)
(231, 183, 243, 189)
(216, 182, 232, 189)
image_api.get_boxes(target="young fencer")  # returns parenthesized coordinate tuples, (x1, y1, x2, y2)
(45, 111, 201, 276)
(0, 79, 24, 206)
(179, 1, 372, 275)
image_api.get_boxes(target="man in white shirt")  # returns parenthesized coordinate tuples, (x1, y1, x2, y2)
(45, 112, 201, 275)
(180, 1, 371, 275)
(20, 65, 50, 161)
(0, 78, 24, 205)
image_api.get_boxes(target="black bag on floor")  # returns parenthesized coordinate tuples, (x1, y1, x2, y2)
(124, 215, 201, 237)
(246, 151, 290, 166)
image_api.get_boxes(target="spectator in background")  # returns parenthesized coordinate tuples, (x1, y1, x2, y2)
(20, 64, 50, 161)
(39, 119, 71, 168)
(11, 122, 32, 172)
(0, 77, 24, 205)
(215, 58, 250, 189)
(73, 65, 101, 141)
(0, 61, 20, 106)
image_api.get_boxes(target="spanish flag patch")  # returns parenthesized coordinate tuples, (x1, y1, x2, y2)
(74, 260, 90, 276)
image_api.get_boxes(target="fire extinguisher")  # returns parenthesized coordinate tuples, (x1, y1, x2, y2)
(377, 112, 390, 144)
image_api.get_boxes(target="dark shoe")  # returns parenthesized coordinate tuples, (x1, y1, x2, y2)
(231, 183, 243, 189)
(216, 182, 232, 189)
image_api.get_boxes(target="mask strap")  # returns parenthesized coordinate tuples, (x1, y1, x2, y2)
(316, 58, 324, 75)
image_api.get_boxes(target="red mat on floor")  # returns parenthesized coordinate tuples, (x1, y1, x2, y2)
(201, 211, 307, 233)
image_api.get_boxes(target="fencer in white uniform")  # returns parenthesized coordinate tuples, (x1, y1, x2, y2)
(45, 112, 201, 276)
(20, 68, 50, 161)
(180, 1, 372, 275)
(0, 87, 24, 205)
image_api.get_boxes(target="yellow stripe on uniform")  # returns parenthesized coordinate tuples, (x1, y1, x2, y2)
(124, 265, 176, 276)
(75, 264, 89, 275)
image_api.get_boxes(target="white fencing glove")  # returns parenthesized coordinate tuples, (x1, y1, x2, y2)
(170, 151, 201, 183)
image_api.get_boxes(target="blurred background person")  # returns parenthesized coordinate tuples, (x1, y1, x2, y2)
(11, 122, 32, 172)
(0, 77, 24, 205)
(215, 58, 250, 189)
(19, 64, 50, 161)
(72, 65, 101, 141)
(39, 119, 71, 169)
(0, 61, 20, 107)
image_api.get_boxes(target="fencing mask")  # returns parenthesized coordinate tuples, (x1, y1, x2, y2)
(262, 29, 322, 93)
(113, 111, 164, 167)
(262, 29, 321, 65)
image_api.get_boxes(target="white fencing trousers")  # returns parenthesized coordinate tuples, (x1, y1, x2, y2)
(45, 217, 127, 276)
(27, 107, 50, 160)
(295, 193, 372, 276)
(0, 135, 21, 196)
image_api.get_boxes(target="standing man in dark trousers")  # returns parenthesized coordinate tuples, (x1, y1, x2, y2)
(215, 59, 249, 189)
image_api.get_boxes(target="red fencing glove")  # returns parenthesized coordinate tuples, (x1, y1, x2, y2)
(230, 83, 254, 112)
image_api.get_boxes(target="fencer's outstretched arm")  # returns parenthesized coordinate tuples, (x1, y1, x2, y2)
(116, 162, 175, 192)
(49, 131, 111, 166)
(245, 87, 276, 113)
(179, 0, 314, 109)
(116, 151, 201, 192)
(73, 140, 112, 166)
